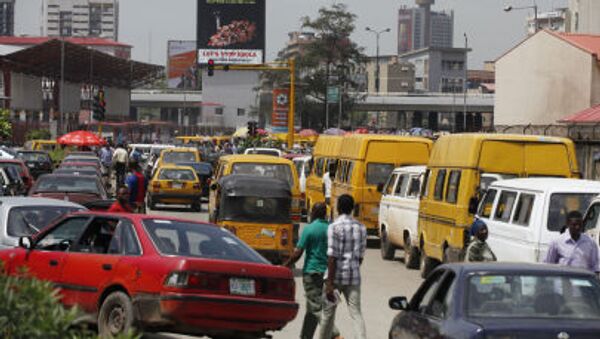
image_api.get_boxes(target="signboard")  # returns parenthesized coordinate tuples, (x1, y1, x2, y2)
(197, 0, 265, 65)
(272, 88, 289, 133)
(167, 41, 199, 89)
(327, 86, 340, 102)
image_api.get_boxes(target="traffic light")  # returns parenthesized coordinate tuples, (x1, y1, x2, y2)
(207, 59, 215, 77)
(92, 89, 106, 121)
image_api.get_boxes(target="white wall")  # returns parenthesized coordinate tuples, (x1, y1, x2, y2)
(570, 0, 600, 34)
(495, 31, 596, 126)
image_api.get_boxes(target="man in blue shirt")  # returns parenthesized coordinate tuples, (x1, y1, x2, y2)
(285, 202, 341, 339)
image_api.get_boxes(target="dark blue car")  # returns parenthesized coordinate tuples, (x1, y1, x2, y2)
(389, 263, 600, 339)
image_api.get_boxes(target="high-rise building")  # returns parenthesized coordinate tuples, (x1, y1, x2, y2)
(569, 0, 600, 34)
(398, 0, 453, 54)
(0, 0, 14, 36)
(42, 0, 119, 40)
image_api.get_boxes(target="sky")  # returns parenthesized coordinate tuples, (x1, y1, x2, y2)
(15, 0, 568, 69)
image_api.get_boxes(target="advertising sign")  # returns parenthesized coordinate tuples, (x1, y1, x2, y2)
(197, 0, 265, 64)
(167, 41, 199, 89)
(272, 88, 289, 133)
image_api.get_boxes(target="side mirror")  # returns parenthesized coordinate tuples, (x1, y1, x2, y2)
(389, 296, 409, 311)
(19, 236, 33, 250)
(377, 183, 385, 193)
(210, 183, 219, 191)
(468, 196, 479, 215)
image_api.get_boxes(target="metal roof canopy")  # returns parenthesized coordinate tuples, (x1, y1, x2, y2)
(1, 39, 163, 88)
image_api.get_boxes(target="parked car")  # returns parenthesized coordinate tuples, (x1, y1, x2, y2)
(378, 166, 426, 268)
(477, 178, 600, 263)
(29, 174, 108, 204)
(388, 263, 600, 338)
(59, 162, 102, 177)
(0, 197, 85, 250)
(0, 159, 34, 192)
(17, 151, 54, 179)
(0, 213, 298, 337)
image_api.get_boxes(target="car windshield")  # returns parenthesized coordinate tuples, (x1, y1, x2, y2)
(35, 176, 101, 194)
(176, 162, 212, 176)
(54, 169, 97, 176)
(163, 151, 196, 163)
(547, 193, 598, 232)
(467, 274, 600, 320)
(0, 163, 24, 175)
(64, 157, 98, 164)
(8, 205, 83, 237)
(231, 163, 293, 187)
(158, 169, 196, 181)
(61, 164, 97, 170)
(18, 152, 50, 162)
(366, 163, 395, 186)
(143, 219, 268, 264)
(220, 196, 291, 223)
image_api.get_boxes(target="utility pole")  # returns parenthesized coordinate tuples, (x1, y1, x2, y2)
(365, 27, 391, 94)
(463, 33, 468, 132)
(59, 38, 65, 135)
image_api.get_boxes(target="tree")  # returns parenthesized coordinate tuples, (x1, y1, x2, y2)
(264, 3, 366, 130)
(0, 109, 12, 141)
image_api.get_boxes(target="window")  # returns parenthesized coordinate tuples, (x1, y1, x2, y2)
(415, 270, 445, 314)
(547, 193, 597, 232)
(584, 203, 600, 233)
(407, 176, 421, 198)
(478, 189, 497, 218)
(35, 217, 90, 252)
(433, 170, 447, 201)
(494, 191, 518, 222)
(345, 162, 354, 183)
(315, 158, 325, 176)
(445, 170, 461, 204)
(421, 170, 431, 198)
(384, 174, 398, 195)
(427, 272, 456, 319)
(106, 220, 141, 255)
(215, 107, 223, 115)
(237, 108, 245, 116)
(231, 163, 293, 188)
(512, 194, 535, 226)
(7, 205, 84, 237)
(395, 174, 409, 197)
(366, 163, 395, 186)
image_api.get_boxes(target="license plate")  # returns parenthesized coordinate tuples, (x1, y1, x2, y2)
(172, 183, 183, 189)
(229, 278, 255, 296)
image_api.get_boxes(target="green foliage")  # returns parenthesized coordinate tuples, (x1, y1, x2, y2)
(26, 129, 52, 141)
(0, 109, 12, 140)
(0, 267, 140, 339)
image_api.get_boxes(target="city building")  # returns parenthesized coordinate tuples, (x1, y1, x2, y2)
(366, 55, 415, 93)
(495, 30, 600, 128)
(569, 0, 600, 34)
(0, 0, 14, 36)
(277, 31, 316, 60)
(0, 36, 131, 59)
(399, 46, 469, 93)
(527, 8, 570, 34)
(398, 0, 453, 54)
(42, 0, 119, 40)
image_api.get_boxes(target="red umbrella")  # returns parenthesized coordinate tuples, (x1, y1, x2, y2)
(299, 129, 318, 137)
(57, 130, 106, 147)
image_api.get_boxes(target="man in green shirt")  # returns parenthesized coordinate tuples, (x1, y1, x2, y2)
(285, 202, 341, 339)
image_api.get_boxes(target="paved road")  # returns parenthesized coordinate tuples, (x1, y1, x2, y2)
(145, 206, 424, 339)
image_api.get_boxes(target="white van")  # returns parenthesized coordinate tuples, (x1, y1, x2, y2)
(476, 178, 600, 263)
(378, 166, 426, 268)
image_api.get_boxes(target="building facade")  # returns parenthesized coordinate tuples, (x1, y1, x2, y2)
(399, 47, 468, 93)
(366, 55, 415, 93)
(398, 0, 453, 54)
(569, 0, 600, 35)
(527, 8, 570, 34)
(0, 0, 13, 36)
(43, 0, 119, 40)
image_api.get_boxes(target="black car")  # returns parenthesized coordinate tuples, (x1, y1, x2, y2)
(175, 161, 213, 198)
(389, 263, 600, 339)
(17, 151, 53, 179)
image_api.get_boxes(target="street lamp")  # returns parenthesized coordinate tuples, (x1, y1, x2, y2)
(504, 1, 539, 33)
(365, 27, 391, 94)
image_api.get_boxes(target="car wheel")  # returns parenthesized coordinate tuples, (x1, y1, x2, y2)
(404, 239, 420, 269)
(419, 251, 438, 279)
(380, 229, 395, 260)
(97, 291, 134, 338)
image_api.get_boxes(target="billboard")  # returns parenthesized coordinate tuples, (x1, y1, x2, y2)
(272, 88, 289, 133)
(167, 41, 199, 89)
(197, 0, 265, 64)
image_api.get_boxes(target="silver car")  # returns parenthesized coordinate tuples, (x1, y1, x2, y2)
(0, 197, 86, 250)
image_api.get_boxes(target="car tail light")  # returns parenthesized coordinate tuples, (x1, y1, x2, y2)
(152, 182, 160, 190)
(264, 279, 295, 299)
(165, 271, 228, 291)
(281, 229, 289, 246)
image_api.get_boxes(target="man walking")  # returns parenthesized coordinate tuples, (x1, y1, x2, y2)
(125, 162, 147, 214)
(320, 194, 367, 339)
(465, 219, 497, 262)
(113, 143, 128, 188)
(100, 143, 113, 179)
(545, 211, 599, 273)
(284, 203, 341, 339)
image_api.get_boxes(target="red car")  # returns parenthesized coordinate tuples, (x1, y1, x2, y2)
(0, 159, 34, 191)
(0, 213, 298, 337)
(29, 174, 108, 205)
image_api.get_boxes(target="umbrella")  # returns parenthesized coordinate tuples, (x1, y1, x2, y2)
(57, 130, 106, 147)
(298, 129, 318, 137)
(323, 128, 346, 136)
(233, 127, 248, 138)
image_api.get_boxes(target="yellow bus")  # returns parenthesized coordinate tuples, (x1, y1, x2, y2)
(418, 134, 580, 277)
(331, 135, 433, 234)
(305, 136, 343, 213)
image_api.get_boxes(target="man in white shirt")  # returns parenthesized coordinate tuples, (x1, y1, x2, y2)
(322, 163, 334, 205)
(113, 143, 128, 187)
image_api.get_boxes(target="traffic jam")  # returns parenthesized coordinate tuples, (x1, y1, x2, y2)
(0, 130, 600, 338)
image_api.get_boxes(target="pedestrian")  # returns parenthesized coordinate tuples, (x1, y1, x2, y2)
(465, 219, 497, 262)
(125, 162, 147, 214)
(107, 186, 134, 213)
(100, 143, 113, 181)
(322, 164, 334, 206)
(130, 147, 142, 163)
(284, 202, 341, 339)
(545, 211, 599, 273)
(320, 194, 367, 339)
(113, 143, 128, 188)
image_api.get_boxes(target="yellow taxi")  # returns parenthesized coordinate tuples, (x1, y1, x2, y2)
(155, 147, 202, 169)
(147, 165, 202, 212)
